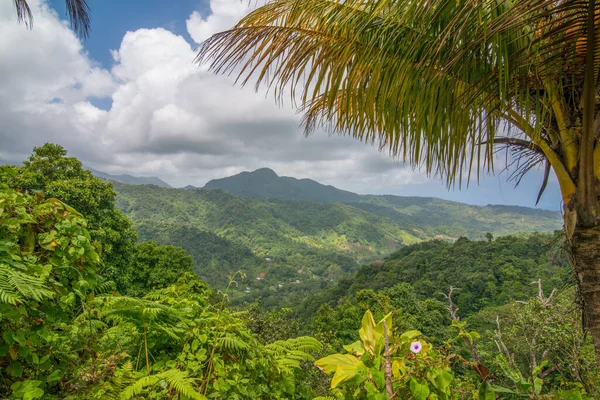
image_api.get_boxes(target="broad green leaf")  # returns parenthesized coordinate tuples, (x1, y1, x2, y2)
(359, 310, 377, 354)
(342, 340, 365, 356)
(392, 360, 407, 378)
(315, 354, 361, 375)
(46, 370, 62, 385)
(331, 361, 364, 389)
(410, 378, 430, 400)
(430, 368, 453, 392)
(478, 382, 496, 400)
(558, 389, 584, 400)
(399, 330, 421, 342)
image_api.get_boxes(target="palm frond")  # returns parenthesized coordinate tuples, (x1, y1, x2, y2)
(65, 0, 91, 38)
(13, 0, 91, 38)
(13, 0, 33, 28)
(198, 0, 599, 188)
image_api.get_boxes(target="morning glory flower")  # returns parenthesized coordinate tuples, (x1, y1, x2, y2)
(410, 341, 422, 354)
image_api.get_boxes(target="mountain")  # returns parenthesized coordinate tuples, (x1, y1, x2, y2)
(114, 183, 424, 287)
(205, 167, 360, 203)
(204, 167, 562, 238)
(113, 172, 562, 298)
(87, 167, 172, 188)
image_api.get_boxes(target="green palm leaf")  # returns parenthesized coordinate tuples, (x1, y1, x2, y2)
(13, 0, 91, 37)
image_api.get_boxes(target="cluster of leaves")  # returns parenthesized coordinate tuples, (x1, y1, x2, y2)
(0, 181, 103, 398)
(314, 307, 599, 399)
(315, 310, 462, 399)
(0, 144, 137, 291)
(0, 182, 324, 399)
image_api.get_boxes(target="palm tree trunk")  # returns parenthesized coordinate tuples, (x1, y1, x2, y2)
(572, 224, 600, 357)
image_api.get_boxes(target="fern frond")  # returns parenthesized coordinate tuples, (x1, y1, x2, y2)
(0, 263, 54, 304)
(93, 280, 116, 295)
(266, 336, 322, 373)
(120, 369, 206, 400)
(215, 334, 251, 352)
(266, 336, 323, 354)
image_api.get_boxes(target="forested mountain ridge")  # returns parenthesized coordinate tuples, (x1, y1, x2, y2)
(86, 166, 173, 188)
(113, 178, 562, 295)
(114, 182, 423, 288)
(204, 167, 361, 203)
(203, 167, 561, 238)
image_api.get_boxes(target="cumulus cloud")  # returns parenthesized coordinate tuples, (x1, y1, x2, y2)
(0, 0, 561, 208)
(186, 0, 257, 44)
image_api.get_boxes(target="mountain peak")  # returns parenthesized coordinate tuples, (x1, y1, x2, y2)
(204, 167, 360, 203)
(249, 167, 278, 178)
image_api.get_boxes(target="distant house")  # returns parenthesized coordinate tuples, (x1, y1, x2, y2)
(256, 271, 266, 281)
(264, 257, 272, 262)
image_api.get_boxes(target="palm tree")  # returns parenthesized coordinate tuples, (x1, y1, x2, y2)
(196, 0, 600, 356)
(13, 0, 90, 37)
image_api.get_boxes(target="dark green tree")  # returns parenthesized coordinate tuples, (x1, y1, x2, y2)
(124, 241, 195, 297)
(1, 144, 137, 289)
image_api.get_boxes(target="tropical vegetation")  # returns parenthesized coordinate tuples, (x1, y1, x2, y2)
(2, 146, 600, 398)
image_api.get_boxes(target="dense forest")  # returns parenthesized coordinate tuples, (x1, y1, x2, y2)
(112, 173, 561, 302)
(1, 145, 599, 399)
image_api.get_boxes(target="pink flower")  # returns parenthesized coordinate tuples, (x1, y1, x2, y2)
(410, 341, 422, 354)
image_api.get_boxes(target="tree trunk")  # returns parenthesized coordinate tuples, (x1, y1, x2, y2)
(571, 224, 600, 357)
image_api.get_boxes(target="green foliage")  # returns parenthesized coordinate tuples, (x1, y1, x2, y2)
(122, 241, 195, 296)
(315, 310, 463, 399)
(0, 182, 102, 398)
(0, 144, 137, 290)
(112, 179, 562, 307)
(316, 234, 570, 316)
(468, 289, 600, 398)
(1, 146, 596, 399)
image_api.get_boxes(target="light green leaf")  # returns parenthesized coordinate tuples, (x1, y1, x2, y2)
(410, 378, 430, 400)
(359, 310, 376, 354)
(315, 353, 361, 375)
(342, 341, 365, 356)
(331, 360, 364, 389)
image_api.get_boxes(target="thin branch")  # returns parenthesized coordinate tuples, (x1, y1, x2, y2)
(383, 320, 393, 400)
(440, 286, 460, 321)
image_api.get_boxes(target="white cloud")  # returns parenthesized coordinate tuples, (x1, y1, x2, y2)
(0, 0, 561, 209)
(186, 0, 257, 44)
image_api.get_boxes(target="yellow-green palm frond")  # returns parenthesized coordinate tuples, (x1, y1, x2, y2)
(197, 0, 598, 188)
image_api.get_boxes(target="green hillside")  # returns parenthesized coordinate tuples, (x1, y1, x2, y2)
(114, 179, 561, 295)
(204, 167, 361, 203)
(295, 233, 570, 320)
(203, 168, 562, 240)
(357, 195, 561, 239)
(114, 183, 423, 289)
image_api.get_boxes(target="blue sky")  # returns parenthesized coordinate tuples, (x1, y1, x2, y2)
(49, 0, 210, 67)
(0, 0, 563, 210)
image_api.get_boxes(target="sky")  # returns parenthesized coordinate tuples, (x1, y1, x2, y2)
(0, 0, 564, 210)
